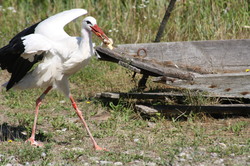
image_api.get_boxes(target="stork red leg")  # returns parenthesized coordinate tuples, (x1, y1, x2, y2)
(26, 86, 52, 147)
(69, 96, 107, 151)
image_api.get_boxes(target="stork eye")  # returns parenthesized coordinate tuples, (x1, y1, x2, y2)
(86, 21, 92, 25)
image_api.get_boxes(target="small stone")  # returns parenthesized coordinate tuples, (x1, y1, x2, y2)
(114, 162, 123, 165)
(123, 150, 130, 154)
(179, 152, 186, 157)
(89, 157, 99, 161)
(198, 164, 206, 166)
(41, 152, 46, 158)
(155, 157, 161, 160)
(99, 160, 113, 165)
(21, 131, 28, 135)
(61, 128, 67, 132)
(211, 153, 218, 158)
(90, 157, 100, 164)
(218, 143, 227, 149)
(146, 162, 157, 166)
(147, 122, 156, 128)
(134, 160, 141, 163)
(214, 159, 224, 164)
(134, 138, 140, 143)
(25, 162, 30, 166)
(72, 147, 84, 151)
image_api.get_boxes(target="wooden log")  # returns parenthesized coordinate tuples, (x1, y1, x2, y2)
(135, 104, 250, 116)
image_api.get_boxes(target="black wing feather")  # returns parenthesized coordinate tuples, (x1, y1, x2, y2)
(0, 21, 44, 90)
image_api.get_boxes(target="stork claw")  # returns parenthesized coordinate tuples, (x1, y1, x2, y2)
(25, 138, 43, 147)
(94, 144, 109, 151)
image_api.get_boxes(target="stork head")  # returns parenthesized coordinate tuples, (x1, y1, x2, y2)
(83, 16, 109, 42)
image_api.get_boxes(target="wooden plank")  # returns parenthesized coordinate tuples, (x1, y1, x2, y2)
(117, 39, 250, 73)
(95, 92, 120, 99)
(160, 72, 250, 98)
(135, 104, 250, 116)
(96, 47, 194, 80)
(95, 39, 250, 98)
(96, 92, 250, 115)
(95, 92, 249, 104)
(118, 61, 141, 73)
(96, 92, 186, 100)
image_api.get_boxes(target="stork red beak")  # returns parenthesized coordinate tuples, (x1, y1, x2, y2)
(91, 24, 109, 41)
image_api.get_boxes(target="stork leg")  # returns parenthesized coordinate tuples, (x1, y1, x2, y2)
(26, 86, 52, 147)
(69, 96, 107, 151)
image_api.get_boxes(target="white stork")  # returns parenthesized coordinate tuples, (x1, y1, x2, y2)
(0, 8, 112, 151)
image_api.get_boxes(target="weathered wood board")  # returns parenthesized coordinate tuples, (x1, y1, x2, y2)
(169, 72, 250, 98)
(117, 39, 250, 73)
(135, 104, 250, 116)
(96, 92, 250, 115)
(95, 92, 247, 102)
(96, 39, 250, 98)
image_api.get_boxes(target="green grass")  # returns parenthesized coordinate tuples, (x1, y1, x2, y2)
(0, 0, 249, 47)
(0, 0, 250, 165)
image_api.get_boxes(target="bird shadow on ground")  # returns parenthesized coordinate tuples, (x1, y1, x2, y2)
(0, 122, 27, 141)
(0, 123, 50, 142)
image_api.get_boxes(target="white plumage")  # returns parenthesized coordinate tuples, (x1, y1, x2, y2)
(35, 9, 87, 40)
(0, 8, 111, 151)
(16, 9, 95, 95)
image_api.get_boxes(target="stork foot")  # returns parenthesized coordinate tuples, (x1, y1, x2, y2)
(94, 144, 108, 151)
(25, 138, 43, 147)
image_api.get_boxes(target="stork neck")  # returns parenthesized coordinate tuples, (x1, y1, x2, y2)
(80, 29, 94, 55)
